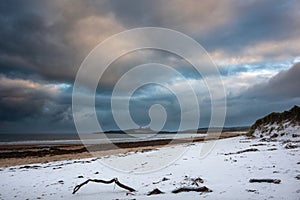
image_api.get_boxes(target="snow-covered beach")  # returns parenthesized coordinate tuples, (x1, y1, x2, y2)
(0, 135, 299, 200)
(1, 1, 300, 199)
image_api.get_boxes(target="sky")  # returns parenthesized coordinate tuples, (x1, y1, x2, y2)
(0, 0, 299, 133)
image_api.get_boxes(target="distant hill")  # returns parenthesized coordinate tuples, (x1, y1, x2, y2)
(247, 105, 300, 139)
(102, 126, 249, 135)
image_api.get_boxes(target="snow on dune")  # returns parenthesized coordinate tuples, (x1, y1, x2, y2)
(253, 121, 300, 141)
(0, 136, 299, 200)
(250, 105, 300, 141)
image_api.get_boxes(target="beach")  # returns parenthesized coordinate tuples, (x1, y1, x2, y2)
(0, 134, 299, 200)
(0, 132, 243, 168)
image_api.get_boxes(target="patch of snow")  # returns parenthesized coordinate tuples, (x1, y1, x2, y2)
(0, 136, 299, 199)
(253, 120, 300, 142)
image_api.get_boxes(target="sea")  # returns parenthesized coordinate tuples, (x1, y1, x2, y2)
(0, 133, 200, 145)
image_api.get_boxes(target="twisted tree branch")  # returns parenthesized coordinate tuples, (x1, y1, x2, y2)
(72, 178, 136, 194)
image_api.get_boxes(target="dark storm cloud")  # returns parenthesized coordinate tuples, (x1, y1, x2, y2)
(201, 0, 300, 53)
(244, 62, 300, 100)
(0, 3, 75, 81)
(0, 74, 73, 133)
(96, 84, 183, 131)
(0, 0, 104, 82)
(1, 0, 299, 82)
(107, 0, 300, 58)
(225, 62, 300, 126)
(0, 0, 299, 132)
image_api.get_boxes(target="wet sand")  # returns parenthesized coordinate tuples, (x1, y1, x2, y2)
(0, 132, 245, 168)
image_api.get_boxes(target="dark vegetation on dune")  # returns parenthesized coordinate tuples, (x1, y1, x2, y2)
(247, 105, 300, 136)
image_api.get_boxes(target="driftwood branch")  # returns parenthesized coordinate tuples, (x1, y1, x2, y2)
(224, 148, 259, 155)
(249, 179, 281, 184)
(172, 186, 212, 193)
(72, 178, 136, 194)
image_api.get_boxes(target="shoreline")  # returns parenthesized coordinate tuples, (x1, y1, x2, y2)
(0, 132, 245, 168)
(1, 134, 298, 199)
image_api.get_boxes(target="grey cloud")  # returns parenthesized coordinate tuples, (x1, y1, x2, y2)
(0, 0, 111, 82)
(225, 63, 300, 126)
(1, 0, 299, 83)
(201, 0, 300, 53)
(109, 0, 299, 58)
(0, 2, 74, 81)
(244, 62, 300, 100)
(97, 49, 199, 92)
(0, 75, 73, 132)
(0, 0, 299, 132)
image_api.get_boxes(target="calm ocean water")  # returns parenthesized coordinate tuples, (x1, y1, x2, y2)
(0, 133, 199, 145)
(0, 134, 81, 143)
